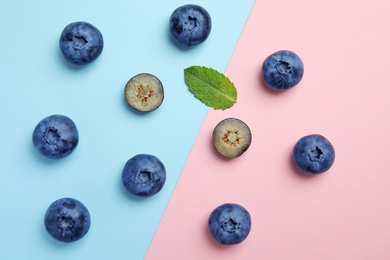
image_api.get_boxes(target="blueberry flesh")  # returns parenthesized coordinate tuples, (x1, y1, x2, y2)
(293, 134, 335, 174)
(208, 203, 251, 245)
(213, 118, 252, 158)
(59, 21, 103, 65)
(124, 73, 164, 112)
(262, 50, 304, 90)
(169, 4, 212, 48)
(122, 154, 166, 197)
(32, 115, 79, 159)
(44, 198, 91, 243)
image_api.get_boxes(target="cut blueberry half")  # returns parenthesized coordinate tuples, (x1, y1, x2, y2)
(122, 154, 166, 197)
(208, 203, 251, 245)
(32, 115, 79, 159)
(262, 50, 304, 90)
(169, 4, 212, 48)
(44, 198, 91, 243)
(293, 134, 335, 174)
(59, 21, 104, 65)
(213, 118, 252, 158)
(124, 73, 164, 112)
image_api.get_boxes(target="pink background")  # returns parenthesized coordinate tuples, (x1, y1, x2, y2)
(146, 0, 390, 259)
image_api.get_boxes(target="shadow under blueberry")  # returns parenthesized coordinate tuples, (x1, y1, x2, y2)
(166, 30, 181, 50)
(30, 143, 69, 165)
(121, 92, 148, 116)
(203, 219, 235, 250)
(166, 27, 191, 52)
(257, 70, 288, 97)
(209, 137, 238, 162)
(40, 216, 84, 248)
(165, 25, 208, 52)
(118, 175, 151, 203)
(122, 93, 142, 116)
(289, 153, 318, 180)
(57, 48, 89, 71)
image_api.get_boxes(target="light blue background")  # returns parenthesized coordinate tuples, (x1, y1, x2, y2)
(0, 1, 254, 259)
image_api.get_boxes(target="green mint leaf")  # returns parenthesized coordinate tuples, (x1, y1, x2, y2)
(184, 66, 237, 110)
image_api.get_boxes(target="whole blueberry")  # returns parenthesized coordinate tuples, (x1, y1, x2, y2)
(169, 4, 212, 48)
(59, 21, 104, 65)
(293, 134, 335, 174)
(122, 154, 166, 197)
(44, 198, 91, 243)
(32, 115, 79, 159)
(208, 203, 251, 245)
(262, 50, 304, 90)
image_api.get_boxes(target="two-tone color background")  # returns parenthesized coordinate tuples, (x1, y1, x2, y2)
(1, 1, 390, 259)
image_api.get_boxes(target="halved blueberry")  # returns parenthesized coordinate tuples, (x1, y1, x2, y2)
(59, 21, 104, 65)
(213, 118, 252, 158)
(262, 50, 304, 90)
(169, 4, 212, 48)
(122, 154, 166, 197)
(124, 73, 164, 112)
(293, 134, 335, 174)
(208, 203, 251, 245)
(32, 115, 79, 159)
(44, 198, 91, 243)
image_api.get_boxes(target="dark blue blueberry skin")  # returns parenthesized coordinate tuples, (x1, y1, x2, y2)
(169, 4, 212, 48)
(293, 134, 335, 174)
(59, 21, 103, 65)
(208, 203, 251, 245)
(262, 50, 304, 90)
(44, 198, 91, 243)
(32, 115, 79, 159)
(122, 154, 166, 197)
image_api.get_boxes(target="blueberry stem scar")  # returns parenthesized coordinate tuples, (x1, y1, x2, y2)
(309, 146, 324, 162)
(224, 218, 240, 233)
(276, 60, 292, 74)
(45, 128, 60, 145)
(73, 35, 88, 49)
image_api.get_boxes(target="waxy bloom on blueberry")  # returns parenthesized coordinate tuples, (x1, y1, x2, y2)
(59, 21, 104, 65)
(293, 134, 335, 174)
(208, 203, 251, 245)
(32, 115, 79, 159)
(262, 50, 304, 90)
(122, 154, 166, 197)
(169, 4, 212, 48)
(44, 198, 91, 243)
